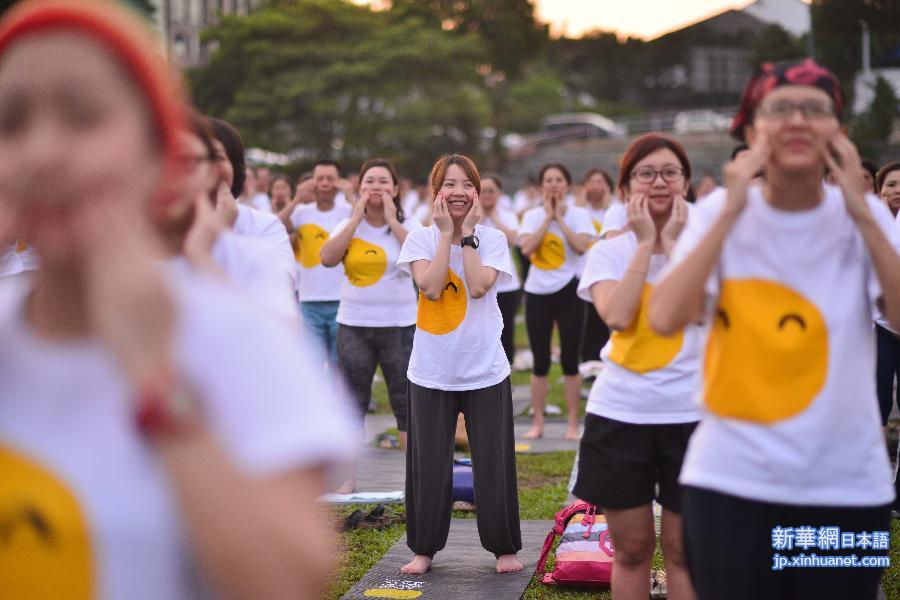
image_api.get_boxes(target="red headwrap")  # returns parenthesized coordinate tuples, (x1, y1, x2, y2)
(0, 0, 187, 202)
(730, 59, 843, 142)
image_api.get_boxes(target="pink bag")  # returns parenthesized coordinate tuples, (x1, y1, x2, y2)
(535, 500, 614, 588)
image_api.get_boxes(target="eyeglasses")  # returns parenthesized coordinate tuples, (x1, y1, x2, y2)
(631, 167, 684, 184)
(756, 100, 835, 121)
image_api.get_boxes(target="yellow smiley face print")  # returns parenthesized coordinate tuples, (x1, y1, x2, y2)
(344, 238, 387, 287)
(416, 269, 467, 335)
(531, 232, 565, 270)
(608, 284, 684, 373)
(0, 446, 92, 599)
(704, 279, 828, 423)
(295, 223, 329, 268)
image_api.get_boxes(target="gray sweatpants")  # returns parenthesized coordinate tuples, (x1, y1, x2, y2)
(405, 378, 522, 558)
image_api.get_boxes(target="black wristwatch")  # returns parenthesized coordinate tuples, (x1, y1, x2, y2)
(461, 234, 479, 249)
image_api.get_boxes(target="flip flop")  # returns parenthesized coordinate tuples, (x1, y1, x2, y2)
(340, 509, 365, 532)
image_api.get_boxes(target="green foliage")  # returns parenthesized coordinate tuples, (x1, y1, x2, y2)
(189, 0, 490, 176)
(504, 69, 567, 133)
(850, 76, 897, 157)
(749, 25, 808, 67)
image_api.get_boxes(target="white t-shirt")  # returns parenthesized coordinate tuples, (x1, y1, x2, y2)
(0, 242, 39, 278)
(249, 193, 272, 213)
(0, 268, 357, 600)
(670, 186, 900, 506)
(232, 204, 297, 290)
(210, 231, 299, 323)
(584, 205, 609, 236)
(398, 224, 513, 391)
(519, 205, 594, 294)
(290, 203, 352, 302)
(332, 218, 420, 327)
(480, 208, 521, 294)
(601, 201, 627, 233)
(513, 190, 539, 216)
(577, 232, 702, 424)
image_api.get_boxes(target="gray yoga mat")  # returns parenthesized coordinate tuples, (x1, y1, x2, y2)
(340, 519, 552, 600)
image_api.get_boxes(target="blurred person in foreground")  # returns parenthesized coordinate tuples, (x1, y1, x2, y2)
(0, 2, 354, 598)
(649, 59, 900, 600)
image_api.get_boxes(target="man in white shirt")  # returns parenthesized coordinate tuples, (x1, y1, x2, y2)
(285, 160, 352, 367)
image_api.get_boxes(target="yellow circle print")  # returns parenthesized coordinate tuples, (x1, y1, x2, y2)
(608, 283, 683, 373)
(704, 279, 828, 423)
(416, 268, 467, 335)
(344, 238, 387, 287)
(531, 232, 565, 270)
(0, 446, 92, 599)
(592, 220, 603, 235)
(295, 223, 329, 268)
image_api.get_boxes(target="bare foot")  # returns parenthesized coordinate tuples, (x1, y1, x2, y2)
(496, 554, 523, 573)
(565, 426, 581, 440)
(522, 427, 543, 440)
(401, 555, 432, 574)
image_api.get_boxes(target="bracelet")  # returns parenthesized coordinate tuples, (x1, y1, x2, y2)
(135, 380, 200, 439)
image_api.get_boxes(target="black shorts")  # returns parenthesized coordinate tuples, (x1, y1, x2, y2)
(573, 413, 697, 513)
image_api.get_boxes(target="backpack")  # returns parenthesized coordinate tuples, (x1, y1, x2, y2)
(536, 500, 614, 588)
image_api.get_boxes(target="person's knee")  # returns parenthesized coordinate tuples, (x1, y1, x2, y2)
(661, 530, 688, 568)
(611, 531, 655, 568)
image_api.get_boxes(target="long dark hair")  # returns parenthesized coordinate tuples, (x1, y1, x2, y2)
(358, 158, 405, 226)
(207, 117, 245, 198)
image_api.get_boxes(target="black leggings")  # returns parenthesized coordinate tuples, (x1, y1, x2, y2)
(497, 290, 522, 365)
(336, 324, 414, 431)
(580, 299, 610, 363)
(682, 485, 889, 600)
(525, 277, 584, 376)
(876, 324, 900, 425)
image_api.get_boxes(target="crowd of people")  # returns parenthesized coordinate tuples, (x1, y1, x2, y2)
(1, 1, 899, 600)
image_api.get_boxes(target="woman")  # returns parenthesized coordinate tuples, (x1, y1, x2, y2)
(649, 60, 900, 600)
(478, 174, 522, 364)
(269, 174, 294, 214)
(0, 2, 353, 598)
(573, 134, 699, 600)
(320, 158, 417, 453)
(518, 163, 594, 440)
(577, 168, 615, 363)
(875, 161, 900, 427)
(397, 154, 522, 576)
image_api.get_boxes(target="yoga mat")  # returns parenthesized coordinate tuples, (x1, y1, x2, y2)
(341, 519, 552, 600)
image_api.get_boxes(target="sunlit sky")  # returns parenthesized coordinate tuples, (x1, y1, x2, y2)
(355, 1, 808, 41)
(534, 0, 755, 40)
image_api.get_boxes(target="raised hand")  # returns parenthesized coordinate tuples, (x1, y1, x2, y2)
(824, 133, 870, 223)
(432, 192, 453, 234)
(336, 178, 357, 203)
(553, 194, 566, 221)
(627, 192, 656, 243)
(351, 189, 369, 224)
(660, 194, 688, 250)
(214, 180, 238, 228)
(184, 192, 226, 267)
(462, 192, 483, 236)
(382, 193, 399, 224)
(723, 133, 770, 216)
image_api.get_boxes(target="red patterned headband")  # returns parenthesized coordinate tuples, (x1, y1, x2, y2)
(730, 59, 843, 142)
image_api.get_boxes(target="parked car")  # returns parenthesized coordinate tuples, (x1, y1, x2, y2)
(673, 109, 732, 134)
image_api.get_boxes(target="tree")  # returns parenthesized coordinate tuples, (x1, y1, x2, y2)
(189, 0, 491, 176)
(748, 25, 807, 67)
(850, 76, 897, 157)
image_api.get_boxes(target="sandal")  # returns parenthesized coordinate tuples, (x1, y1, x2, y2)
(650, 569, 667, 599)
(356, 504, 406, 529)
(339, 509, 365, 532)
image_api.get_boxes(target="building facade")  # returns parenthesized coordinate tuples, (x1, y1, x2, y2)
(150, 0, 263, 67)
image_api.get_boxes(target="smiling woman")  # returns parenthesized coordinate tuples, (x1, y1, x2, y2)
(648, 59, 900, 600)
(397, 153, 523, 577)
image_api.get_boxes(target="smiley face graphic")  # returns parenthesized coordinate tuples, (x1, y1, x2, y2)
(295, 223, 329, 268)
(0, 446, 92, 599)
(344, 238, 387, 287)
(531, 232, 565, 270)
(608, 284, 684, 373)
(416, 269, 467, 335)
(704, 279, 828, 423)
